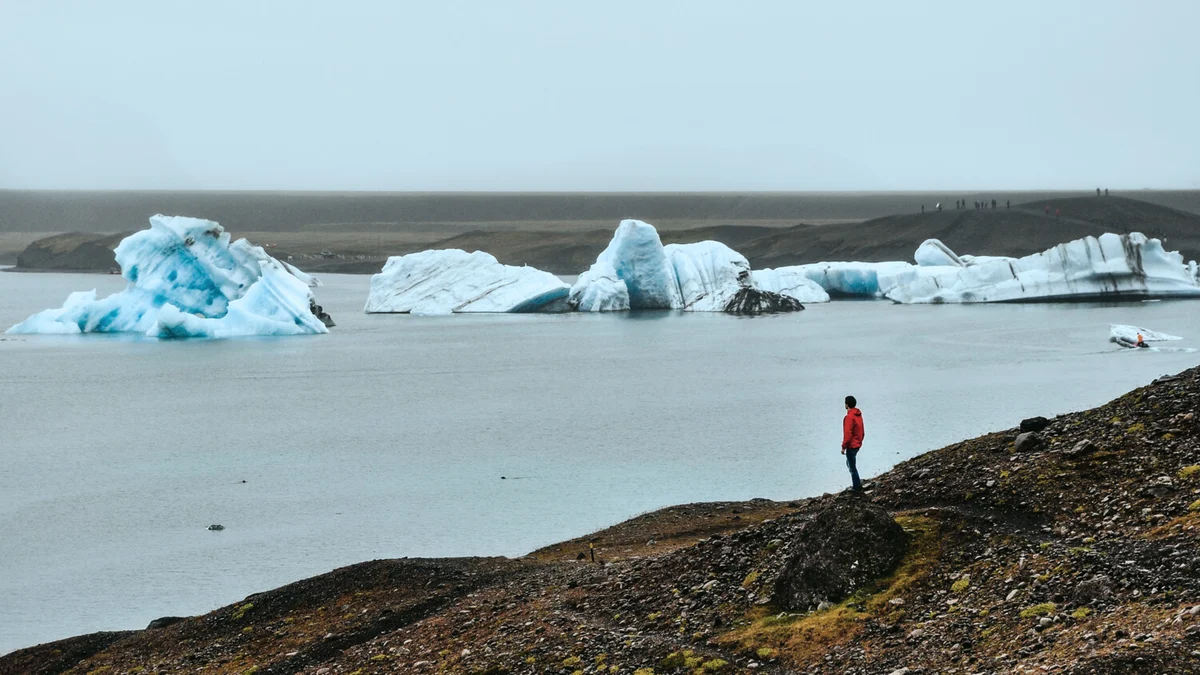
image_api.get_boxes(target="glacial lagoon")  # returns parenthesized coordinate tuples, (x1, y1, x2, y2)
(2, 270, 1199, 653)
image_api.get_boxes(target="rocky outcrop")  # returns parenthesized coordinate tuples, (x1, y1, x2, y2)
(309, 299, 335, 327)
(772, 497, 907, 610)
(723, 287, 805, 315)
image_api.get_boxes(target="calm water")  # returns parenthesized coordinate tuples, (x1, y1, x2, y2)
(2, 271, 1199, 654)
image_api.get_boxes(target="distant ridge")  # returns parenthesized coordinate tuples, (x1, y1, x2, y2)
(9, 195, 1200, 275)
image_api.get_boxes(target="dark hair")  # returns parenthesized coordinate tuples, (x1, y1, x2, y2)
(845, 395, 857, 408)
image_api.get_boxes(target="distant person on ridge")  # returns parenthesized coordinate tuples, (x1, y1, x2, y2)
(842, 396, 865, 492)
(1097, 187, 1102, 196)
(1105, 188, 1109, 197)
(1006, 200, 1010, 209)
(992, 199, 997, 209)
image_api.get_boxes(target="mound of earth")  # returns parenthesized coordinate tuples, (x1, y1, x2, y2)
(14, 232, 130, 272)
(7, 366, 1200, 674)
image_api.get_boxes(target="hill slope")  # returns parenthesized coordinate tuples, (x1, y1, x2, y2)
(13, 196, 1200, 276)
(738, 196, 1200, 268)
(5, 367, 1199, 674)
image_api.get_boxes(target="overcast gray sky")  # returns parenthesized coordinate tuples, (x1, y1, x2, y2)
(1, 1, 1197, 191)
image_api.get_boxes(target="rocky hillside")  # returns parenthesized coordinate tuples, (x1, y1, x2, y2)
(4, 369, 1200, 674)
(14, 231, 129, 272)
(11, 196, 1200, 275)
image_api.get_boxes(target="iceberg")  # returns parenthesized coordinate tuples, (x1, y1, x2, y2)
(568, 262, 630, 312)
(7, 215, 330, 338)
(749, 268, 831, 304)
(570, 220, 683, 310)
(282, 261, 321, 287)
(886, 233, 1200, 304)
(569, 219, 825, 311)
(664, 240, 754, 312)
(768, 261, 917, 297)
(363, 249, 569, 314)
(914, 239, 965, 267)
(1109, 324, 1182, 346)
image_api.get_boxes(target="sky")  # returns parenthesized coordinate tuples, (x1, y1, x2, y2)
(1, 1, 1197, 191)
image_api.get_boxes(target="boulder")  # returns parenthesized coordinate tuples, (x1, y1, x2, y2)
(146, 616, 187, 630)
(1015, 432, 1042, 453)
(1071, 575, 1113, 606)
(1020, 416, 1050, 433)
(772, 496, 907, 611)
(723, 287, 805, 315)
(1065, 439, 1097, 459)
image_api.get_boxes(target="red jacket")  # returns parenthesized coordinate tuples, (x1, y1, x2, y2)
(843, 408, 864, 450)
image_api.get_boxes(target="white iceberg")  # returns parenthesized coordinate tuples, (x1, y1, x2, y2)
(571, 220, 682, 310)
(770, 261, 917, 297)
(749, 267, 832, 304)
(7, 215, 329, 338)
(569, 219, 827, 311)
(282, 261, 321, 287)
(886, 233, 1200, 304)
(664, 240, 754, 312)
(568, 261, 630, 312)
(364, 249, 569, 314)
(914, 239, 965, 267)
(1108, 324, 1182, 346)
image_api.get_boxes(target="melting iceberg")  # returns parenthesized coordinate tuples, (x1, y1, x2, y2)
(886, 233, 1200, 304)
(364, 249, 569, 314)
(1109, 324, 1183, 346)
(914, 239, 965, 267)
(764, 261, 917, 297)
(749, 268, 831, 304)
(665, 240, 755, 312)
(569, 219, 827, 311)
(7, 215, 330, 338)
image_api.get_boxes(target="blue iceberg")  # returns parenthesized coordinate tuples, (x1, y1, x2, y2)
(7, 215, 330, 338)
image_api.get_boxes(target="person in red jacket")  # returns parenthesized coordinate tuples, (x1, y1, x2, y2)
(842, 395, 865, 492)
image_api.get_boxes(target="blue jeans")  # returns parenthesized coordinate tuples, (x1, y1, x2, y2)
(845, 447, 862, 490)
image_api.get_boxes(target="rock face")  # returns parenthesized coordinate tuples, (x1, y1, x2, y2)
(772, 496, 908, 611)
(723, 287, 805, 315)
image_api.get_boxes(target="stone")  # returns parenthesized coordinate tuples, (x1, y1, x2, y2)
(1065, 439, 1098, 458)
(146, 616, 186, 630)
(1072, 575, 1113, 605)
(1015, 432, 1042, 453)
(772, 496, 907, 611)
(724, 287, 805, 315)
(1020, 416, 1050, 433)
